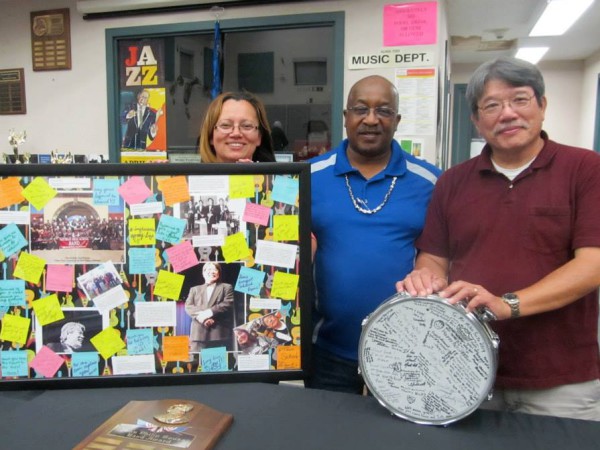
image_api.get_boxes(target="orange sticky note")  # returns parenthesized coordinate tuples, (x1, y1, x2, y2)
(162, 335, 190, 362)
(276, 345, 301, 369)
(157, 176, 190, 207)
(0, 177, 25, 209)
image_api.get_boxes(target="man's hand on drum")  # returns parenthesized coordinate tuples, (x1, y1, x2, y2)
(396, 267, 448, 297)
(438, 281, 510, 320)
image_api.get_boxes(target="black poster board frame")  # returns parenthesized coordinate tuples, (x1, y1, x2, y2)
(0, 162, 311, 389)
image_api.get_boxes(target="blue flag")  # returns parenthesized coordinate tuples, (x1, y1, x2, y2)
(211, 21, 222, 99)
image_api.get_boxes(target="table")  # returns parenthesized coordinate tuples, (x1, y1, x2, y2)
(1, 382, 598, 449)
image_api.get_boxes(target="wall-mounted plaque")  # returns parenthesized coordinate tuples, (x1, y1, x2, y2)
(0, 68, 26, 115)
(30, 8, 72, 71)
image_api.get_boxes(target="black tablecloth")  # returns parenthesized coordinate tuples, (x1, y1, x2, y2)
(1, 382, 598, 449)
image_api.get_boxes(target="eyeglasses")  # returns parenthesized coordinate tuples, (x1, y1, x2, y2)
(478, 94, 535, 117)
(214, 122, 259, 134)
(346, 106, 397, 119)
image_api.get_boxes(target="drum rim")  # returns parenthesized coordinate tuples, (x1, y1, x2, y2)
(358, 293, 499, 425)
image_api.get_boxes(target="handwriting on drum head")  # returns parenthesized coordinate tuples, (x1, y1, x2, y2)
(360, 298, 497, 424)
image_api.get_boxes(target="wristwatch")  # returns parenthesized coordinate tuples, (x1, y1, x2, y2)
(501, 293, 521, 318)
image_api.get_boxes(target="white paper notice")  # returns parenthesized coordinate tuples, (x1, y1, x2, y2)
(254, 240, 298, 269)
(237, 354, 271, 371)
(112, 354, 157, 375)
(92, 284, 129, 314)
(134, 301, 177, 327)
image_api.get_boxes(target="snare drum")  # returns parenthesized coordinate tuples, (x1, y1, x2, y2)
(358, 292, 499, 425)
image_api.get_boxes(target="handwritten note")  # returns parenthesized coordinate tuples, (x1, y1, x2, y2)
(32, 294, 64, 326)
(0, 350, 28, 377)
(157, 176, 190, 206)
(93, 178, 121, 206)
(383, 2, 437, 46)
(0, 177, 25, 209)
(153, 270, 184, 300)
(118, 176, 152, 205)
(234, 266, 265, 296)
(272, 175, 299, 206)
(221, 232, 251, 263)
(126, 328, 154, 355)
(90, 327, 126, 360)
(30, 346, 64, 377)
(0, 313, 31, 345)
(0, 279, 25, 308)
(156, 214, 186, 245)
(162, 335, 190, 362)
(72, 352, 100, 377)
(128, 248, 157, 275)
(201, 346, 229, 372)
(276, 345, 301, 369)
(229, 175, 255, 199)
(270, 271, 299, 301)
(255, 240, 298, 269)
(242, 202, 271, 226)
(273, 215, 299, 241)
(21, 176, 57, 210)
(165, 241, 199, 273)
(0, 223, 28, 258)
(14, 252, 46, 284)
(134, 301, 176, 327)
(45, 264, 75, 293)
(128, 218, 156, 246)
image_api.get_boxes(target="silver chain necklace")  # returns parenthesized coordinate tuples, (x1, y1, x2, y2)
(344, 174, 398, 215)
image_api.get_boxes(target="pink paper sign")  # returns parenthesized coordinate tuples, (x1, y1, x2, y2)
(30, 346, 65, 378)
(46, 264, 75, 292)
(166, 240, 200, 273)
(383, 2, 437, 46)
(118, 176, 153, 205)
(243, 202, 272, 226)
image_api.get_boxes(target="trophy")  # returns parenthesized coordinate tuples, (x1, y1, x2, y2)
(7, 129, 27, 163)
(50, 149, 74, 164)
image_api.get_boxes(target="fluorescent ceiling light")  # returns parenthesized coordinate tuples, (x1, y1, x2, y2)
(515, 47, 549, 64)
(529, 0, 594, 36)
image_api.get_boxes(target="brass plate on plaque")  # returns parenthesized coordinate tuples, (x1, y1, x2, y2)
(30, 8, 72, 71)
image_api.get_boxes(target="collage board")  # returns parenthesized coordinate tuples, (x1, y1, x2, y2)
(0, 164, 309, 386)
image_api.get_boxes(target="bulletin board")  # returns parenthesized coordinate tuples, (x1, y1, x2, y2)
(0, 162, 311, 389)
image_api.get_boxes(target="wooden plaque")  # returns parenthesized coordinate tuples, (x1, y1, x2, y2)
(74, 399, 233, 450)
(30, 8, 72, 71)
(0, 68, 26, 115)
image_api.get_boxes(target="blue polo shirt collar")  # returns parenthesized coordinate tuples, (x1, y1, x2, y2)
(333, 139, 407, 179)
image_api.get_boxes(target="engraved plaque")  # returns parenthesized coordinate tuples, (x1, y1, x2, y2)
(359, 293, 499, 425)
(30, 8, 72, 71)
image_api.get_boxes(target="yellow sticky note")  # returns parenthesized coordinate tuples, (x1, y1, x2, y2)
(0, 313, 31, 345)
(14, 252, 46, 284)
(273, 215, 299, 241)
(0, 177, 25, 209)
(229, 175, 255, 199)
(21, 177, 58, 210)
(221, 232, 251, 263)
(157, 176, 190, 207)
(153, 270, 185, 300)
(270, 271, 299, 300)
(276, 345, 301, 369)
(163, 335, 190, 362)
(31, 294, 65, 326)
(90, 327, 126, 360)
(128, 218, 156, 246)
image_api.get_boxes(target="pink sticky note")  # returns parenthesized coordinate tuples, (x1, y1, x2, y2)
(383, 2, 437, 46)
(166, 241, 200, 273)
(30, 346, 65, 378)
(118, 176, 153, 205)
(243, 202, 271, 226)
(46, 264, 74, 292)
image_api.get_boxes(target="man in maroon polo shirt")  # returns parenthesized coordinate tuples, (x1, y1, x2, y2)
(397, 57, 600, 421)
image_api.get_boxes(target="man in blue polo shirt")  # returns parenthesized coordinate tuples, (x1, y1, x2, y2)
(307, 75, 441, 394)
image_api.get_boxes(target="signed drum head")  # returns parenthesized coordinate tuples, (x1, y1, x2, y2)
(359, 293, 499, 425)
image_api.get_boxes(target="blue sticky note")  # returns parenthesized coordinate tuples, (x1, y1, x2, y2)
(1, 350, 29, 377)
(71, 352, 100, 377)
(271, 175, 299, 206)
(201, 346, 228, 372)
(126, 328, 154, 355)
(0, 280, 26, 308)
(0, 224, 28, 258)
(93, 179, 121, 206)
(156, 215, 186, 245)
(235, 266, 266, 296)
(128, 248, 157, 275)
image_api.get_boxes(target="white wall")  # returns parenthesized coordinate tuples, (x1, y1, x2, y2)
(0, 0, 446, 165)
(451, 59, 595, 150)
